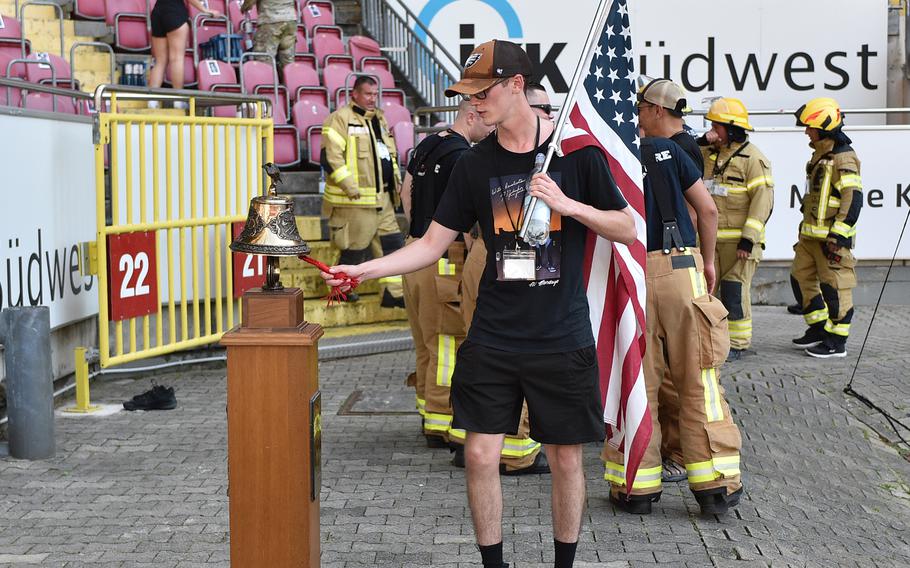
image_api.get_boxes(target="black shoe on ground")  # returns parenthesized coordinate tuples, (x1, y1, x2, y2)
(792, 328, 825, 349)
(806, 341, 847, 358)
(726, 348, 744, 362)
(123, 383, 176, 411)
(380, 289, 405, 308)
(609, 491, 660, 515)
(693, 486, 743, 515)
(787, 303, 802, 315)
(451, 445, 465, 468)
(501, 451, 550, 476)
(661, 458, 686, 483)
(425, 434, 448, 448)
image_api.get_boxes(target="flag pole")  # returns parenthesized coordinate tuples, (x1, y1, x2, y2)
(520, 0, 612, 237)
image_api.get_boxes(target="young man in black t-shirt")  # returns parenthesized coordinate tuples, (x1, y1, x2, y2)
(320, 40, 636, 568)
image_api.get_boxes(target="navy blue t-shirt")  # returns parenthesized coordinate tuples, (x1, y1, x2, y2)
(641, 137, 701, 252)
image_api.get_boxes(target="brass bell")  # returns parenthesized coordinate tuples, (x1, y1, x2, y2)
(230, 163, 310, 290)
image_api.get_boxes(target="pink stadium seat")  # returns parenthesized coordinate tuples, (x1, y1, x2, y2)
(295, 23, 308, 54)
(242, 59, 289, 121)
(294, 51, 316, 67)
(74, 0, 106, 19)
(291, 100, 328, 164)
(26, 53, 76, 88)
(0, 51, 25, 79)
(23, 92, 78, 114)
(211, 83, 242, 117)
(381, 88, 405, 107)
(197, 58, 237, 91)
(392, 121, 414, 167)
(306, 124, 321, 164)
(360, 57, 394, 88)
(382, 101, 410, 130)
(273, 125, 300, 167)
(0, 85, 22, 107)
(295, 85, 327, 108)
(189, 0, 226, 21)
(166, 52, 197, 87)
(348, 35, 380, 67)
(311, 25, 343, 65)
(228, 0, 257, 32)
(254, 85, 290, 123)
(282, 61, 319, 101)
(322, 62, 350, 106)
(0, 13, 23, 42)
(300, 0, 334, 34)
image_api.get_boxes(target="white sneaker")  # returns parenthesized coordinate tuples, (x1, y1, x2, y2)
(147, 100, 160, 109)
(174, 101, 188, 110)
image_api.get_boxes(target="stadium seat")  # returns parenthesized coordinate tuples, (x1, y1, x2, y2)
(73, 0, 107, 20)
(291, 99, 328, 163)
(293, 51, 317, 69)
(211, 83, 242, 117)
(381, 88, 405, 107)
(189, 0, 227, 22)
(300, 0, 334, 35)
(322, 55, 353, 104)
(348, 35, 380, 67)
(273, 124, 301, 167)
(382, 101, 410, 129)
(0, 14, 30, 65)
(106, 0, 150, 51)
(0, 85, 21, 107)
(305, 124, 322, 164)
(311, 25, 344, 65)
(392, 120, 414, 167)
(295, 85, 327, 108)
(26, 53, 78, 89)
(0, 51, 25, 79)
(197, 58, 237, 90)
(360, 56, 394, 88)
(282, 61, 319, 102)
(295, 24, 308, 55)
(23, 92, 78, 114)
(241, 59, 289, 121)
(228, 0, 257, 33)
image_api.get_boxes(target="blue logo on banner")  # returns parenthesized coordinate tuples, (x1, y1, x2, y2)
(415, 0, 523, 45)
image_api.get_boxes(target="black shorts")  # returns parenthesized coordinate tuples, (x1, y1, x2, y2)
(150, 0, 189, 38)
(450, 340, 605, 445)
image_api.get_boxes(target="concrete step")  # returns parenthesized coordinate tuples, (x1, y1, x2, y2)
(304, 292, 406, 327)
(289, 194, 322, 216)
(73, 20, 109, 39)
(279, 170, 320, 194)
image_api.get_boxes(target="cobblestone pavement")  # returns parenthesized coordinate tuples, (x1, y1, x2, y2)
(1, 306, 909, 567)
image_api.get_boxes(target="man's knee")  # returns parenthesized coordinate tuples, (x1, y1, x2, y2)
(545, 445, 583, 475)
(465, 435, 504, 469)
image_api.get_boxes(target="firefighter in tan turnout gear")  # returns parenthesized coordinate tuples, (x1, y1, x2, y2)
(321, 75, 406, 307)
(698, 98, 774, 361)
(790, 97, 862, 358)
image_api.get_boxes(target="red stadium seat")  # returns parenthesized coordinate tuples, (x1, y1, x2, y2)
(0, 13, 23, 42)
(106, 0, 149, 51)
(189, 0, 227, 22)
(241, 58, 289, 121)
(273, 125, 300, 167)
(26, 53, 77, 88)
(300, 0, 334, 35)
(211, 83, 242, 117)
(0, 51, 25, 79)
(23, 92, 78, 114)
(0, 85, 21, 107)
(360, 56, 394, 88)
(392, 120, 414, 167)
(306, 124, 322, 164)
(291, 99, 328, 163)
(382, 101, 410, 130)
(228, 0, 257, 33)
(197, 58, 237, 91)
(0, 14, 29, 66)
(295, 23, 308, 54)
(311, 25, 343, 65)
(381, 88, 405, 107)
(74, 0, 107, 20)
(348, 35, 380, 67)
(293, 51, 317, 69)
(295, 85, 327, 108)
(282, 61, 319, 102)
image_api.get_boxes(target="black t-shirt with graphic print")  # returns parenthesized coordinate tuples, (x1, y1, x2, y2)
(433, 132, 628, 353)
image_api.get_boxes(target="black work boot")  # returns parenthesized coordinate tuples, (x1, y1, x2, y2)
(380, 288, 405, 308)
(609, 491, 661, 515)
(792, 323, 826, 349)
(693, 486, 743, 515)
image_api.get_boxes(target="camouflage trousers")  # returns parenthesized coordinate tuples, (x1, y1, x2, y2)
(252, 21, 296, 69)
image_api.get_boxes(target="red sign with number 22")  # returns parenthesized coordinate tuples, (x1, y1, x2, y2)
(107, 231, 159, 321)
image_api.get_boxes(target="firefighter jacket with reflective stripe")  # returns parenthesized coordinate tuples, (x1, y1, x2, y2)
(800, 138, 862, 247)
(321, 102, 401, 211)
(701, 140, 774, 247)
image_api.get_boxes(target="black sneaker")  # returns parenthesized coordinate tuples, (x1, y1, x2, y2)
(787, 303, 802, 315)
(500, 451, 550, 476)
(123, 384, 176, 411)
(380, 289, 405, 308)
(792, 328, 825, 349)
(806, 341, 847, 358)
(609, 491, 660, 515)
(425, 434, 448, 448)
(693, 486, 743, 515)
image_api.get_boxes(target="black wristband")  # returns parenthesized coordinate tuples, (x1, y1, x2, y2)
(737, 238, 754, 254)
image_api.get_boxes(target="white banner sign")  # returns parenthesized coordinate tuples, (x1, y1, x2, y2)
(405, 0, 888, 123)
(0, 114, 98, 328)
(744, 127, 910, 260)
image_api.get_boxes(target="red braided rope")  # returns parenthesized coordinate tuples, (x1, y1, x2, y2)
(298, 255, 360, 306)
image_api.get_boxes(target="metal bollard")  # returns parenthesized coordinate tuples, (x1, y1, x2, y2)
(0, 307, 56, 460)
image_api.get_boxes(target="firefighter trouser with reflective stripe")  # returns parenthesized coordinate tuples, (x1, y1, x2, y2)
(602, 249, 743, 497)
(403, 240, 466, 441)
(791, 236, 856, 347)
(460, 239, 541, 468)
(714, 242, 758, 350)
(328, 191, 404, 299)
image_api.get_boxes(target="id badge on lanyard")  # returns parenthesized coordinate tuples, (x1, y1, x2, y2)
(501, 249, 536, 281)
(376, 141, 391, 161)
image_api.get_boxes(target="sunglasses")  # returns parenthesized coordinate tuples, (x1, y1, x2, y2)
(461, 78, 508, 101)
(530, 103, 553, 114)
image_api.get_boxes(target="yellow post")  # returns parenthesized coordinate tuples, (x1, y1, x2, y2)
(63, 347, 100, 414)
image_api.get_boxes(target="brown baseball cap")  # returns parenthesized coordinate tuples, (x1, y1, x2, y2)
(637, 78, 692, 114)
(444, 40, 534, 98)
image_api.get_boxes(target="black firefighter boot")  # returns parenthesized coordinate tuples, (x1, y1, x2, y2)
(792, 322, 826, 349)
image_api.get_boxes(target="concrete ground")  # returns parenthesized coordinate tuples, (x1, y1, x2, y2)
(1, 306, 909, 567)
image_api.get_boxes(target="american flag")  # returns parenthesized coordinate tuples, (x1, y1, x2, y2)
(558, 0, 650, 493)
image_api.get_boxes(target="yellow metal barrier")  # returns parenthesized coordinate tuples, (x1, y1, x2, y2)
(71, 89, 276, 413)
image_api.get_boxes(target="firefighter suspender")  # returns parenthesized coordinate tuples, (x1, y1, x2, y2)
(642, 142, 687, 254)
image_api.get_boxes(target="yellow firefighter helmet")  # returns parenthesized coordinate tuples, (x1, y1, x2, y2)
(705, 97, 754, 131)
(794, 97, 843, 131)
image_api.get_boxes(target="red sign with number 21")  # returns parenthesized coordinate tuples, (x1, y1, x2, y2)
(107, 231, 159, 321)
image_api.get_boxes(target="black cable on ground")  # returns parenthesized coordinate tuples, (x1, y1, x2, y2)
(844, 207, 910, 449)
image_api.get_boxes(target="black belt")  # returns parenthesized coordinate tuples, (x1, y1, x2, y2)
(671, 255, 696, 270)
